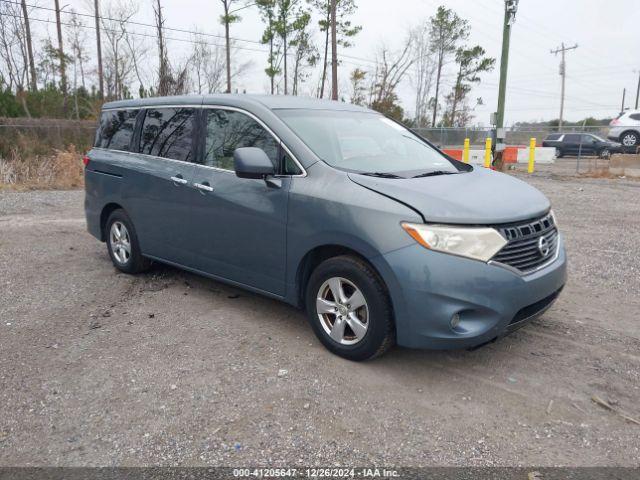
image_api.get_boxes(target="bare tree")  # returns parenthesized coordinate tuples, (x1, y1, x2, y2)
(0, 0, 32, 116)
(100, 0, 139, 99)
(20, 0, 37, 92)
(154, 0, 188, 96)
(369, 40, 414, 120)
(370, 41, 414, 104)
(66, 10, 89, 119)
(54, 0, 68, 112)
(189, 33, 251, 94)
(410, 21, 436, 126)
(67, 11, 89, 90)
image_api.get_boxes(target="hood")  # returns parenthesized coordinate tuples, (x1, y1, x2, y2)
(348, 167, 550, 225)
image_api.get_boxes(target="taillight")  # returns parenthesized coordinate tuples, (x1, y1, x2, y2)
(82, 155, 90, 167)
(610, 119, 620, 126)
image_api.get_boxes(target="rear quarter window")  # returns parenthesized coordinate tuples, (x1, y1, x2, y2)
(629, 113, 640, 121)
(546, 134, 562, 141)
(95, 109, 138, 151)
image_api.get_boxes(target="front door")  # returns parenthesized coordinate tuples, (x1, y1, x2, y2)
(187, 108, 290, 296)
(128, 106, 198, 265)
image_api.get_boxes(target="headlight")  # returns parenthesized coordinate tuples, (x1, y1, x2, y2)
(550, 209, 558, 228)
(401, 222, 508, 262)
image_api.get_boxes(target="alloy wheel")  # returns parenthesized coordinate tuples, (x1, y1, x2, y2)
(109, 221, 131, 265)
(622, 133, 638, 146)
(316, 277, 369, 345)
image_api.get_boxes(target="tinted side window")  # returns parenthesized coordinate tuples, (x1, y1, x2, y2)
(564, 134, 581, 142)
(546, 134, 561, 141)
(95, 109, 138, 151)
(204, 110, 278, 170)
(139, 108, 195, 162)
(630, 114, 640, 121)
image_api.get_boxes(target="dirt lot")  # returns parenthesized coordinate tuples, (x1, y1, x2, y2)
(1, 165, 639, 467)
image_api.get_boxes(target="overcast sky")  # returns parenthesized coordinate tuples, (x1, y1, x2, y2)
(31, 0, 640, 125)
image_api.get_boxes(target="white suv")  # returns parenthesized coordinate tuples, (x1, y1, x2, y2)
(608, 110, 640, 148)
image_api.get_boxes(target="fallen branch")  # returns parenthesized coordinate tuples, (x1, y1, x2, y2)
(591, 395, 640, 426)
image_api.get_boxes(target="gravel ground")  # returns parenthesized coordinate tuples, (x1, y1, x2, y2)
(1, 164, 639, 467)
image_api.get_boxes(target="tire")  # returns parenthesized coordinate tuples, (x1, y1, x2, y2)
(304, 255, 395, 361)
(620, 131, 639, 147)
(599, 148, 611, 159)
(105, 209, 151, 274)
(555, 148, 564, 158)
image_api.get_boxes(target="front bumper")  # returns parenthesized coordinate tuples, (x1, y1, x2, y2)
(371, 235, 567, 350)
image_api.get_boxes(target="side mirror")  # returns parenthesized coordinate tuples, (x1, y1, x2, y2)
(234, 147, 276, 179)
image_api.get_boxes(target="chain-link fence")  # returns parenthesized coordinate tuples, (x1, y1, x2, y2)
(0, 117, 96, 159)
(413, 126, 612, 148)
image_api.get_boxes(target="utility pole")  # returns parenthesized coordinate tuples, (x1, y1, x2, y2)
(621, 88, 626, 113)
(634, 70, 639, 109)
(551, 42, 578, 131)
(222, 0, 232, 93)
(495, 0, 519, 153)
(94, 0, 104, 99)
(54, 0, 68, 113)
(330, 0, 338, 101)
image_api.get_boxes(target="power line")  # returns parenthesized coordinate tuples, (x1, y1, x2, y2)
(0, 12, 272, 54)
(3, 0, 381, 68)
(3, 0, 264, 45)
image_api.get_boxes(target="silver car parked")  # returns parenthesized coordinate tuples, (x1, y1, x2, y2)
(608, 109, 640, 148)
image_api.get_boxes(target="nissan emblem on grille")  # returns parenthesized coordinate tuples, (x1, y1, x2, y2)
(538, 237, 550, 257)
(491, 213, 558, 273)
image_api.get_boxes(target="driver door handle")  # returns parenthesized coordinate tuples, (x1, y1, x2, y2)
(194, 182, 214, 192)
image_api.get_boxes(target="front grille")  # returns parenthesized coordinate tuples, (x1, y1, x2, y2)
(491, 213, 559, 273)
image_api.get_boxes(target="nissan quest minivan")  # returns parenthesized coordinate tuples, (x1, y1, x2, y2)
(84, 95, 567, 361)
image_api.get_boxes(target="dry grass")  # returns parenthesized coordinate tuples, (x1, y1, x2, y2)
(0, 144, 84, 190)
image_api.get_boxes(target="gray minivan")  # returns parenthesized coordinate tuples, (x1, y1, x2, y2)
(85, 94, 567, 361)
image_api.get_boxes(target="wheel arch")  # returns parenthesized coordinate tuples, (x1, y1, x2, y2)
(100, 202, 125, 241)
(295, 244, 390, 310)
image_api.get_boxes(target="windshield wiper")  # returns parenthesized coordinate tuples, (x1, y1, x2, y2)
(360, 172, 404, 179)
(411, 170, 458, 178)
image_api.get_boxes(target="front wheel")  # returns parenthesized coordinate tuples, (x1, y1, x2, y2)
(305, 255, 395, 361)
(106, 209, 151, 274)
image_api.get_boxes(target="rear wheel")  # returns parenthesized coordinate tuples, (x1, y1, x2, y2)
(106, 209, 151, 274)
(555, 148, 564, 158)
(305, 255, 395, 361)
(621, 131, 639, 147)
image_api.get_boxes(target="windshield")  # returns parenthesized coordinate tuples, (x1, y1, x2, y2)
(276, 109, 460, 177)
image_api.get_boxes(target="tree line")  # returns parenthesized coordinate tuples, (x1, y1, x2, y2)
(0, 0, 494, 127)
